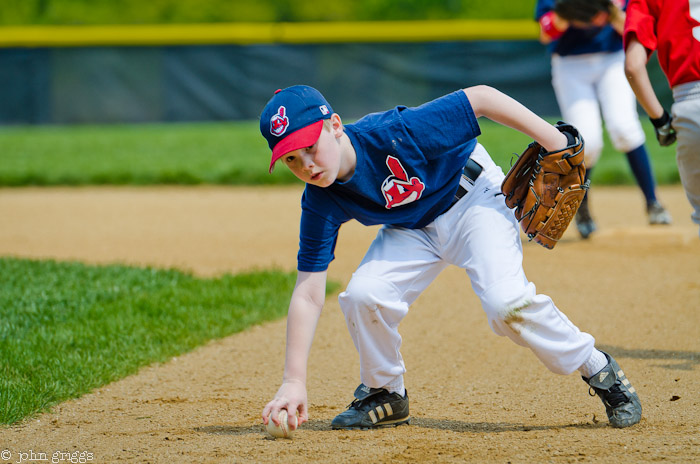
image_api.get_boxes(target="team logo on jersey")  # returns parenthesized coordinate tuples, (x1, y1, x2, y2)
(381, 155, 425, 209)
(270, 106, 289, 137)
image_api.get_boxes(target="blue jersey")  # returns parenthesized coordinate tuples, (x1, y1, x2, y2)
(297, 90, 480, 272)
(535, 0, 623, 56)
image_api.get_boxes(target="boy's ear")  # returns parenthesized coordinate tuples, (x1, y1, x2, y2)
(330, 113, 344, 136)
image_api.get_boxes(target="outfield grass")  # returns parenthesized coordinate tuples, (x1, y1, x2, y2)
(0, 258, 338, 425)
(0, 121, 294, 186)
(0, 119, 680, 187)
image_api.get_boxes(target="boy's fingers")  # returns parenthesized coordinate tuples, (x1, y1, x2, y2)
(261, 404, 272, 424)
(298, 403, 309, 425)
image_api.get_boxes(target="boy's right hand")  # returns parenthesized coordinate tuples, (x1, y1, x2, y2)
(262, 380, 308, 429)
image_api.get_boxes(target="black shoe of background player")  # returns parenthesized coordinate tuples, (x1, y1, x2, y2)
(575, 200, 596, 239)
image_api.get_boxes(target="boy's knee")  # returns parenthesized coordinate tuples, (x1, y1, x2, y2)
(339, 274, 398, 314)
(480, 281, 535, 332)
(583, 139, 603, 167)
(481, 281, 531, 313)
(608, 126, 645, 153)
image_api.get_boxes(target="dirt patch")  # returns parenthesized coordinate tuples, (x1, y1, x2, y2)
(0, 185, 698, 463)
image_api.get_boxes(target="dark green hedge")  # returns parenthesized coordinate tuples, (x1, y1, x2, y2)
(0, 0, 536, 25)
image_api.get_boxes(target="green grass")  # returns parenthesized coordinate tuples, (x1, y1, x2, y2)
(0, 119, 680, 187)
(0, 257, 339, 425)
(0, 121, 296, 186)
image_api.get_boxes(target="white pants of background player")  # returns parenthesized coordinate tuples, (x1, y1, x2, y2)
(672, 81, 700, 236)
(338, 144, 596, 390)
(551, 50, 646, 166)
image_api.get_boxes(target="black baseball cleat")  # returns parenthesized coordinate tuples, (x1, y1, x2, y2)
(331, 384, 410, 430)
(575, 201, 596, 239)
(583, 351, 642, 428)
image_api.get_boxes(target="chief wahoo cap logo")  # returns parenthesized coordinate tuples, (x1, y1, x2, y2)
(270, 106, 289, 137)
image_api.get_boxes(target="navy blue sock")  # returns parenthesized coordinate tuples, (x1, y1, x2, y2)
(625, 145, 657, 205)
(582, 166, 594, 205)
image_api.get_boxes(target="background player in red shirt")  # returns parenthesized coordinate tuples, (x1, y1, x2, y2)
(624, 0, 700, 237)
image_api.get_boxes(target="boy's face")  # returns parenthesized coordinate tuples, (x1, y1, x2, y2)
(279, 114, 345, 187)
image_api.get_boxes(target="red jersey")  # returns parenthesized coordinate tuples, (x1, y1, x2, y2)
(624, 0, 700, 87)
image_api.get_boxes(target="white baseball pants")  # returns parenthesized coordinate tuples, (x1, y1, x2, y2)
(672, 81, 700, 235)
(338, 144, 596, 389)
(551, 50, 646, 166)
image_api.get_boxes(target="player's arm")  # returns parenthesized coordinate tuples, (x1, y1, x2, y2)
(624, 36, 664, 119)
(463, 85, 568, 152)
(624, 35, 676, 146)
(262, 269, 327, 428)
(538, 11, 569, 44)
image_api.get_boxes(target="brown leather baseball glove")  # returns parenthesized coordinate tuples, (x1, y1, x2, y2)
(501, 122, 588, 249)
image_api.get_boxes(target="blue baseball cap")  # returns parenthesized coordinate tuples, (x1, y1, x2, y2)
(260, 85, 333, 173)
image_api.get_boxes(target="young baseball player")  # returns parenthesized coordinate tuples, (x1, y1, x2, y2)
(259, 84, 642, 431)
(623, 0, 700, 238)
(536, 0, 672, 239)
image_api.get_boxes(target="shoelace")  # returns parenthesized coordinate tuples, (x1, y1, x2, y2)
(604, 384, 630, 407)
(590, 383, 629, 408)
(348, 393, 395, 411)
(348, 397, 375, 411)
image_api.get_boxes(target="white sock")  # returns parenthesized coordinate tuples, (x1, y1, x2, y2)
(384, 375, 405, 396)
(578, 349, 609, 379)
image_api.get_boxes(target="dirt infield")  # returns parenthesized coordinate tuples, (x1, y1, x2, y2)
(0, 185, 698, 463)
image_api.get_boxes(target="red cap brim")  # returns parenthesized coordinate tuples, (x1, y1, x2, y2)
(269, 120, 324, 173)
